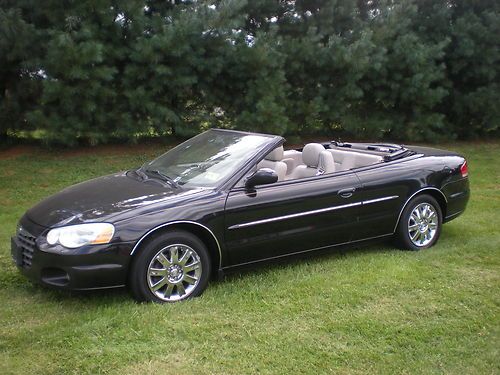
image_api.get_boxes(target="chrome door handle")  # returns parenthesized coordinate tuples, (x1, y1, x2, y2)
(338, 188, 356, 198)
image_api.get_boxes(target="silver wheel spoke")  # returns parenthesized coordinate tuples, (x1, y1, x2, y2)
(421, 206, 427, 218)
(164, 284, 174, 298)
(420, 233, 425, 245)
(151, 277, 168, 291)
(184, 261, 200, 272)
(425, 204, 432, 216)
(179, 249, 192, 266)
(408, 223, 419, 231)
(170, 247, 179, 263)
(183, 274, 198, 285)
(176, 282, 186, 296)
(157, 253, 170, 267)
(149, 267, 167, 277)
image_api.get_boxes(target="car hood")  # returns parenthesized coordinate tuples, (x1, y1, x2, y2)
(26, 172, 207, 228)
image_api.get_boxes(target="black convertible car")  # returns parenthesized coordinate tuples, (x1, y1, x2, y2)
(12, 129, 469, 302)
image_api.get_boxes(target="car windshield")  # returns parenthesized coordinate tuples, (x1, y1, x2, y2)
(141, 130, 274, 188)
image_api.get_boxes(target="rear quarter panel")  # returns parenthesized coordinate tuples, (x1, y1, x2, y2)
(407, 145, 470, 221)
(353, 152, 469, 238)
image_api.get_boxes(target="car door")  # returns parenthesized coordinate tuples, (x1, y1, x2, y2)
(223, 171, 362, 267)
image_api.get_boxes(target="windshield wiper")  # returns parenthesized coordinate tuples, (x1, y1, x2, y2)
(143, 169, 180, 189)
(134, 167, 148, 180)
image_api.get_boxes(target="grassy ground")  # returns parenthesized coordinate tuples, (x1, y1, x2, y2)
(0, 141, 498, 375)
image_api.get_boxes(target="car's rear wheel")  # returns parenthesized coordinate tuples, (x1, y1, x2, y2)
(129, 230, 211, 302)
(396, 194, 442, 251)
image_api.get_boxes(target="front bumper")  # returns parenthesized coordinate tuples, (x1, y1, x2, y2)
(11, 234, 134, 290)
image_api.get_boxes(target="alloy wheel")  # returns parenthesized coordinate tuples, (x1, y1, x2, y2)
(147, 244, 202, 302)
(407, 203, 438, 247)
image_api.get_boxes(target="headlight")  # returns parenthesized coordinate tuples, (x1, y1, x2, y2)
(46, 223, 115, 249)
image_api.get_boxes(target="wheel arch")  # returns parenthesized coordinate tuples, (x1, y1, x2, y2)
(130, 221, 222, 274)
(393, 187, 447, 232)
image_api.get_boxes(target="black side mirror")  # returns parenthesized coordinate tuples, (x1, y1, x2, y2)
(245, 168, 278, 189)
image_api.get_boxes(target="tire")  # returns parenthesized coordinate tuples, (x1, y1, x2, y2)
(129, 230, 211, 303)
(395, 194, 443, 251)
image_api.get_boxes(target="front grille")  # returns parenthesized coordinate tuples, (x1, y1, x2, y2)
(17, 230, 36, 268)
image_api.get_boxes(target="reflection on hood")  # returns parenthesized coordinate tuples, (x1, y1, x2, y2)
(26, 172, 207, 227)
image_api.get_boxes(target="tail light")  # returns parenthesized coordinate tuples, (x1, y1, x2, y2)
(460, 161, 468, 177)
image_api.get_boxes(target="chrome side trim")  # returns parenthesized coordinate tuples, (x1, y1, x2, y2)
(363, 195, 399, 205)
(130, 221, 222, 269)
(228, 202, 362, 230)
(449, 191, 466, 199)
(228, 195, 399, 230)
(393, 187, 447, 232)
(222, 233, 394, 270)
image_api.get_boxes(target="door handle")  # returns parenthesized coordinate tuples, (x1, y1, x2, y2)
(338, 188, 356, 198)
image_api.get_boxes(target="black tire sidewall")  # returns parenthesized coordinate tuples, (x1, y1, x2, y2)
(129, 230, 211, 302)
(396, 194, 442, 251)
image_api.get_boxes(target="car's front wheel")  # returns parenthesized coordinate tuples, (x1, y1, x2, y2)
(129, 230, 211, 302)
(396, 194, 442, 251)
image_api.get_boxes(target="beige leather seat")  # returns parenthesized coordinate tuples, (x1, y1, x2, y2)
(258, 146, 287, 181)
(328, 149, 382, 170)
(281, 149, 302, 177)
(288, 143, 335, 179)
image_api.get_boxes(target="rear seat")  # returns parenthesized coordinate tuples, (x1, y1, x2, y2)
(280, 147, 382, 177)
(281, 150, 302, 176)
(327, 149, 382, 170)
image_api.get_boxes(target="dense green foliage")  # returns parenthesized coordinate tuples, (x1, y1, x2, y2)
(0, 0, 498, 145)
(0, 141, 499, 373)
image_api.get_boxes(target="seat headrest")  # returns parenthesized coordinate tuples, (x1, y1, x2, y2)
(318, 150, 335, 173)
(265, 146, 284, 161)
(302, 143, 325, 167)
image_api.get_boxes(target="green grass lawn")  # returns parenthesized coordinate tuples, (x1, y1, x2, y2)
(0, 142, 499, 375)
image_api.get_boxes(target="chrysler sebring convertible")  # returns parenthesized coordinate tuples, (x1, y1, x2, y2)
(12, 129, 470, 302)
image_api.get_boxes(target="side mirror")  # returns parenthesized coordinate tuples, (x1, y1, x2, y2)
(245, 168, 278, 189)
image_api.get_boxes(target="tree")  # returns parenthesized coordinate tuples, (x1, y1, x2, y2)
(0, 0, 498, 145)
(0, 6, 40, 138)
